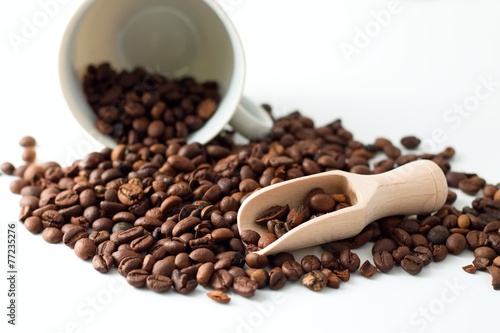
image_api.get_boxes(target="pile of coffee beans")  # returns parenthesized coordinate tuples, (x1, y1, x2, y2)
(251, 187, 351, 243)
(83, 62, 220, 143)
(3, 94, 500, 302)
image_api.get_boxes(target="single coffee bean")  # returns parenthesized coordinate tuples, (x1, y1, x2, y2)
(23, 216, 43, 234)
(74, 238, 97, 260)
(19, 135, 36, 147)
(42, 227, 63, 244)
(401, 255, 424, 275)
(92, 254, 113, 273)
(301, 254, 322, 273)
(431, 244, 448, 262)
(486, 266, 500, 290)
(268, 267, 287, 290)
(426, 225, 450, 245)
(302, 270, 328, 291)
(63, 226, 89, 248)
(413, 246, 433, 266)
(282, 260, 305, 281)
(207, 290, 231, 304)
(359, 260, 377, 278)
(392, 246, 411, 265)
(118, 256, 143, 277)
(257, 233, 277, 249)
(146, 274, 173, 293)
(474, 246, 497, 261)
(373, 251, 394, 273)
(245, 253, 269, 269)
(339, 249, 361, 272)
(126, 269, 150, 288)
(446, 233, 467, 255)
(233, 276, 259, 297)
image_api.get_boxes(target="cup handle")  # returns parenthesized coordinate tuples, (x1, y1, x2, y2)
(229, 95, 274, 140)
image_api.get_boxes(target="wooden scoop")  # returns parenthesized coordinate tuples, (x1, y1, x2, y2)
(237, 159, 448, 256)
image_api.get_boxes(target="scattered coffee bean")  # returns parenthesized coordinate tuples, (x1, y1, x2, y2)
(302, 270, 328, 291)
(207, 290, 231, 304)
(6, 96, 500, 301)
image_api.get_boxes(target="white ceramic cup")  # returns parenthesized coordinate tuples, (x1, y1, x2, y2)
(59, 0, 273, 147)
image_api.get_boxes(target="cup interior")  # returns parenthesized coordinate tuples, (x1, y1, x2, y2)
(59, 0, 245, 146)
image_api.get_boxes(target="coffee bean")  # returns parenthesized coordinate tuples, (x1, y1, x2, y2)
(207, 290, 231, 304)
(339, 249, 360, 272)
(146, 274, 173, 293)
(486, 266, 500, 290)
(19, 135, 36, 147)
(92, 254, 113, 273)
(302, 270, 328, 291)
(401, 255, 424, 275)
(22, 147, 36, 163)
(446, 233, 467, 255)
(23, 216, 43, 234)
(74, 238, 96, 260)
(359, 260, 377, 278)
(301, 254, 322, 273)
(233, 276, 258, 297)
(63, 226, 89, 248)
(373, 251, 394, 273)
(413, 246, 433, 266)
(42, 227, 63, 244)
(126, 269, 150, 288)
(400, 136, 421, 149)
(268, 267, 287, 290)
(427, 225, 450, 245)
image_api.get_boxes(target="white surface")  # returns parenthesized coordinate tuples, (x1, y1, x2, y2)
(1, 1, 500, 333)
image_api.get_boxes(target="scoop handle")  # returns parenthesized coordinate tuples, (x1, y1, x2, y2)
(367, 159, 448, 220)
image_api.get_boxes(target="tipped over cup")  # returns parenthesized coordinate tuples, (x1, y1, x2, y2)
(59, 0, 274, 147)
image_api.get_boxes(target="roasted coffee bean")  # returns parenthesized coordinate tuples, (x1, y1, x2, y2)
(413, 246, 433, 266)
(210, 269, 233, 292)
(23, 216, 43, 234)
(19, 135, 36, 147)
(320, 251, 339, 271)
(74, 238, 97, 260)
(359, 260, 377, 278)
(146, 274, 173, 293)
(466, 230, 488, 250)
(42, 227, 63, 244)
(63, 226, 89, 248)
(171, 269, 198, 294)
(373, 251, 394, 273)
(426, 225, 450, 245)
(282, 260, 305, 281)
(400, 136, 421, 149)
(401, 255, 424, 275)
(246, 268, 268, 289)
(302, 270, 328, 291)
(431, 244, 448, 262)
(233, 276, 259, 297)
(474, 246, 497, 261)
(486, 266, 500, 290)
(301, 255, 322, 273)
(268, 267, 287, 290)
(196, 262, 215, 287)
(339, 249, 361, 272)
(245, 253, 269, 269)
(446, 233, 467, 255)
(92, 254, 114, 273)
(207, 290, 231, 304)
(257, 233, 277, 249)
(390, 228, 412, 247)
(372, 238, 398, 255)
(126, 269, 150, 288)
(118, 256, 143, 276)
(22, 147, 36, 163)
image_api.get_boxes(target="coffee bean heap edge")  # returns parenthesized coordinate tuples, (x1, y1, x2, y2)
(3, 107, 500, 302)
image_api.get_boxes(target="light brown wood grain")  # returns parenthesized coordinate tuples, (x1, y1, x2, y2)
(237, 159, 448, 256)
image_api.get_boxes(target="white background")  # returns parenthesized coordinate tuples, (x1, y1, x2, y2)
(1, 1, 500, 332)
